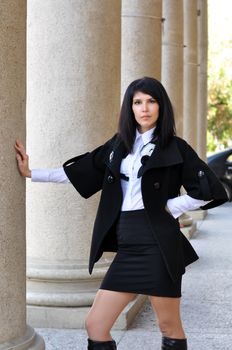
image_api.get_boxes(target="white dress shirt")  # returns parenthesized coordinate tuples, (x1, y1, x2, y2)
(120, 127, 154, 211)
(31, 128, 211, 218)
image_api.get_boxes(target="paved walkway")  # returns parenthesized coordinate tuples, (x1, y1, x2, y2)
(36, 202, 232, 349)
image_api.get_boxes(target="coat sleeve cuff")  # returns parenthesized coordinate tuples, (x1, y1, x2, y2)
(31, 168, 70, 183)
(167, 195, 212, 218)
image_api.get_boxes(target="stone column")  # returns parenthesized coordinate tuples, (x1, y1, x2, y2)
(162, 0, 184, 137)
(26, 0, 142, 329)
(197, 0, 208, 161)
(0, 1, 44, 349)
(121, 0, 162, 97)
(183, 0, 198, 149)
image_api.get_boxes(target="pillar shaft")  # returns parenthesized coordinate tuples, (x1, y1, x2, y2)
(26, 0, 121, 325)
(197, 0, 208, 160)
(183, 0, 198, 149)
(162, 0, 184, 137)
(0, 1, 44, 348)
(121, 0, 162, 96)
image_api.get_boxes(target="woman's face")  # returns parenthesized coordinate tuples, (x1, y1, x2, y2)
(132, 91, 159, 133)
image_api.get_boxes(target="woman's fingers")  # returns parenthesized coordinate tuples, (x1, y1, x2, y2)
(15, 139, 25, 152)
(14, 139, 31, 177)
(14, 140, 25, 152)
(16, 152, 22, 161)
(14, 140, 28, 159)
(15, 145, 25, 157)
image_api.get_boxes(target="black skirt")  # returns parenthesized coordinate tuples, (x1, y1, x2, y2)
(100, 209, 182, 297)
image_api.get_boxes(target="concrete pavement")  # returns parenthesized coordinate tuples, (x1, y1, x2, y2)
(36, 202, 232, 349)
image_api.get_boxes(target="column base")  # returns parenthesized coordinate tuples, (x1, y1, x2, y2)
(0, 326, 45, 350)
(27, 294, 147, 330)
(26, 257, 113, 307)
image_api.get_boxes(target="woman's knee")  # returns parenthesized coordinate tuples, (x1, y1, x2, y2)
(158, 318, 175, 336)
(85, 313, 94, 333)
(85, 312, 103, 333)
(85, 290, 136, 339)
(149, 296, 185, 338)
(157, 317, 185, 338)
(85, 313, 110, 339)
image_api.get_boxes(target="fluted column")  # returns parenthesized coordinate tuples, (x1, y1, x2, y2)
(197, 0, 208, 161)
(121, 0, 162, 97)
(0, 1, 44, 348)
(183, 0, 198, 149)
(162, 0, 184, 137)
(26, 0, 121, 328)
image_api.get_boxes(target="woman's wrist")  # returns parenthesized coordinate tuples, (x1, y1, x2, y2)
(25, 169, 32, 178)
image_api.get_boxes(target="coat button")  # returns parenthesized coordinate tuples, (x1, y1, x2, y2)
(154, 182, 160, 189)
(107, 175, 115, 183)
(198, 170, 205, 178)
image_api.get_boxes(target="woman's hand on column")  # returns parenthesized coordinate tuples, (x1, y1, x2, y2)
(14, 139, 31, 178)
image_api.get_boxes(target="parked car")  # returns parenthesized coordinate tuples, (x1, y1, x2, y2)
(207, 148, 232, 201)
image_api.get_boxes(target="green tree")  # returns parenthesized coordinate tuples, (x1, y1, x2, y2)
(207, 69, 232, 152)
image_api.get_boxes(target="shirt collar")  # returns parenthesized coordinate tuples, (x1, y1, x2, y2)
(135, 127, 156, 145)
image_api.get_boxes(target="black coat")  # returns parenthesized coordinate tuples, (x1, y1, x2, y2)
(63, 135, 228, 281)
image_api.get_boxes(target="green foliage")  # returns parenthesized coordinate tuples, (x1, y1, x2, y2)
(207, 130, 217, 152)
(207, 69, 232, 151)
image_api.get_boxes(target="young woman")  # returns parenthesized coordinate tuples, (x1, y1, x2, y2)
(15, 77, 227, 350)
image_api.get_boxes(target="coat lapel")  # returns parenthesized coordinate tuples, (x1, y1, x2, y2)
(104, 139, 126, 177)
(139, 137, 183, 177)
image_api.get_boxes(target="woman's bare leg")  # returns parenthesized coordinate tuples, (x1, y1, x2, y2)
(149, 296, 186, 339)
(85, 289, 136, 341)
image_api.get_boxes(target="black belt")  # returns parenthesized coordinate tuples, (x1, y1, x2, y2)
(120, 173, 129, 181)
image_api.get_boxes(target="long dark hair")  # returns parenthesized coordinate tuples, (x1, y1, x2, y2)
(118, 77, 176, 152)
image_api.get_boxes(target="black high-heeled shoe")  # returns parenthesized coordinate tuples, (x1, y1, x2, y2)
(161, 336, 187, 349)
(88, 338, 117, 350)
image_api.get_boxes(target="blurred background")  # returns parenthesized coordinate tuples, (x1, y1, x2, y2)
(208, 0, 232, 152)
